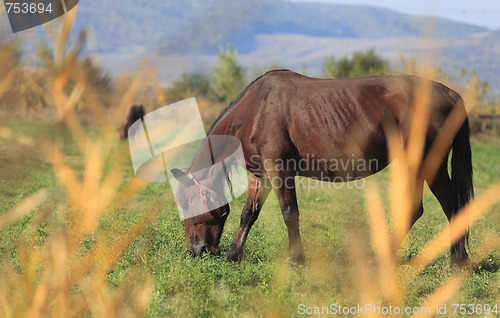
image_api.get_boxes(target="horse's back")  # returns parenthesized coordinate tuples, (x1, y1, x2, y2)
(212, 71, 463, 178)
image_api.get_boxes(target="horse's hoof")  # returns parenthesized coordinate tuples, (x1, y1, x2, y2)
(450, 255, 470, 268)
(226, 252, 242, 263)
(226, 244, 243, 263)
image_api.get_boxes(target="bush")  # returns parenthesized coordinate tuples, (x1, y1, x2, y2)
(322, 48, 388, 78)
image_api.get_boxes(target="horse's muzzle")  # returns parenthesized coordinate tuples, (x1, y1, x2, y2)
(188, 243, 221, 256)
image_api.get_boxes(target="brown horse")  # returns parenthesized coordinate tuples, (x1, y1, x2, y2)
(171, 70, 473, 265)
(120, 104, 145, 140)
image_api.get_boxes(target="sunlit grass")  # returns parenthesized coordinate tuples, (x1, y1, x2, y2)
(1, 120, 499, 317)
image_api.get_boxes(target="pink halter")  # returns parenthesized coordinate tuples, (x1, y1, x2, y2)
(187, 172, 223, 216)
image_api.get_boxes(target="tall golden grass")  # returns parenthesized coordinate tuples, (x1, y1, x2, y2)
(260, 38, 500, 318)
(0, 10, 156, 318)
(339, 67, 500, 318)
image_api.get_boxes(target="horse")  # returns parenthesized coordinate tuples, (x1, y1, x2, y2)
(171, 70, 473, 265)
(120, 103, 145, 140)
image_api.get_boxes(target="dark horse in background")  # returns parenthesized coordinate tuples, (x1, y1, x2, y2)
(120, 104, 145, 140)
(171, 70, 473, 265)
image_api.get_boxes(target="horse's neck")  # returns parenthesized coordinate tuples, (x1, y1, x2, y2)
(189, 136, 221, 176)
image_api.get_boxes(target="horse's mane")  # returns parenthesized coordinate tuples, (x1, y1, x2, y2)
(189, 70, 290, 182)
(207, 69, 290, 135)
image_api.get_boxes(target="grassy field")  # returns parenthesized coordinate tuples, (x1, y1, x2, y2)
(0, 120, 499, 317)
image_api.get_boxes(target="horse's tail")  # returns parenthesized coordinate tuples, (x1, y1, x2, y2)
(451, 108, 474, 250)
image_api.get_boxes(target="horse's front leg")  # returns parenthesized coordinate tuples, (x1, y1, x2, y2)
(226, 174, 271, 262)
(271, 172, 305, 264)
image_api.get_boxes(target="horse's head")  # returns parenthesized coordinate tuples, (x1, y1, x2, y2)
(171, 168, 229, 256)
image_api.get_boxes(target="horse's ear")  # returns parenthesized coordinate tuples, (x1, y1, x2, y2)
(170, 168, 195, 186)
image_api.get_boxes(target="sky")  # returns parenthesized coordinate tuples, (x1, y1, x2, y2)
(289, 0, 500, 30)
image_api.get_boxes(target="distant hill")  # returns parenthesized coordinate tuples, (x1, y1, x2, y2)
(71, 0, 487, 55)
(16, 0, 498, 92)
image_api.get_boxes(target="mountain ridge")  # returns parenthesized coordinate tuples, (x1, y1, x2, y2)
(70, 0, 487, 55)
(18, 0, 497, 92)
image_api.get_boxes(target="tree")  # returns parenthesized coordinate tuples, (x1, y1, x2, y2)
(164, 72, 213, 102)
(212, 43, 245, 103)
(164, 73, 194, 101)
(35, 40, 114, 110)
(322, 49, 388, 78)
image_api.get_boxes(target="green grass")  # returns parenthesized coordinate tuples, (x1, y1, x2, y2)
(1, 121, 499, 317)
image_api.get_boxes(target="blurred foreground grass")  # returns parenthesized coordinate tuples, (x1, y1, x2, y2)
(0, 120, 499, 317)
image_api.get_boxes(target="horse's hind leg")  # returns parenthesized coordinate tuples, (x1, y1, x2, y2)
(391, 182, 424, 255)
(428, 162, 469, 266)
(226, 174, 271, 263)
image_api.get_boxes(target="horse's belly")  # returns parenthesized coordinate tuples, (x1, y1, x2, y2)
(293, 139, 390, 182)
